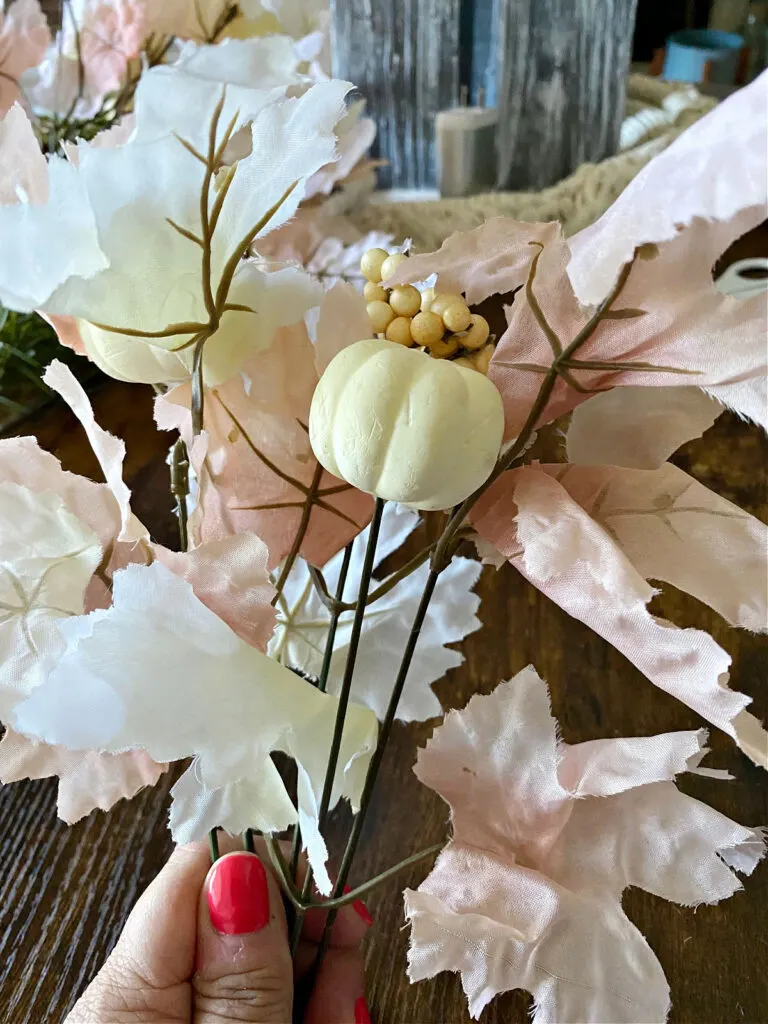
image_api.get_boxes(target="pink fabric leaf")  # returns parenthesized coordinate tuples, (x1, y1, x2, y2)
(472, 467, 766, 766)
(0, 102, 48, 204)
(567, 72, 768, 308)
(384, 217, 561, 305)
(405, 668, 764, 1022)
(546, 462, 768, 633)
(313, 279, 370, 372)
(565, 386, 723, 469)
(155, 312, 373, 569)
(489, 215, 767, 439)
(0, 0, 51, 115)
(0, 727, 166, 822)
(77, 0, 145, 98)
(43, 359, 147, 543)
(155, 533, 276, 651)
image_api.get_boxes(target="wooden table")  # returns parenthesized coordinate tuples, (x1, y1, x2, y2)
(0, 381, 766, 1024)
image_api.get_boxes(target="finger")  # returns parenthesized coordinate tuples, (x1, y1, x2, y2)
(303, 947, 367, 1024)
(194, 851, 294, 1024)
(67, 841, 211, 1023)
(300, 887, 373, 950)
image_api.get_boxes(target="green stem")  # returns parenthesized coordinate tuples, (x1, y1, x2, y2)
(290, 499, 385, 951)
(269, 837, 442, 915)
(305, 568, 440, 975)
(289, 542, 354, 881)
(209, 828, 220, 863)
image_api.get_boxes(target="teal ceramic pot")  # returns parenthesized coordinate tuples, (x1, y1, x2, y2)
(662, 28, 743, 84)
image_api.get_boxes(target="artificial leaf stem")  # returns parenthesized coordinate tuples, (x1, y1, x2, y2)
(289, 542, 354, 881)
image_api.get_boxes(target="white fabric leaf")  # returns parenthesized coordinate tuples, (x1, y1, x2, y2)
(0, 482, 101, 714)
(0, 109, 107, 312)
(43, 360, 147, 543)
(405, 668, 765, 1022)
(270, 503, 483, 722)
(170, 761, 297, 843)
(12, 562, 377, 891)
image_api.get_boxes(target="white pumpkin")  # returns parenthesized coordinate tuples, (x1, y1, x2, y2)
(309, 338, 504, 511)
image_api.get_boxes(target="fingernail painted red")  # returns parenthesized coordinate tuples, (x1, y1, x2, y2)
(344, 885, 374, 926)
(207, 852, 270, 935)
(354, 996, 371, 1024)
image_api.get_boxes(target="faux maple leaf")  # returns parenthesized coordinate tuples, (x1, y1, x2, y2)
(12, 561, 378, 894)
(0, 0, 50, 115)
(270, 503, 483, 721)
(155, 283, 373, 569)
(405, 667, 765, 1022)
(472, 465, 768, 767)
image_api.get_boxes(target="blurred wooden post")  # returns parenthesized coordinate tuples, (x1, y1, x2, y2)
(330, 0, 461, 189)
(495, 0, 639, 190)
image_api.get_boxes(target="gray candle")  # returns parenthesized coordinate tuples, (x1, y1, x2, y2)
(435, 102, 498, 198)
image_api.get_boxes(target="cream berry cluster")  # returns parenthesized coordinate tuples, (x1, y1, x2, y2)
(360, 248, 495, 374)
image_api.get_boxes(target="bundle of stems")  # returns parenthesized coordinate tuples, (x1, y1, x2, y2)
(151, 81, 640, 983)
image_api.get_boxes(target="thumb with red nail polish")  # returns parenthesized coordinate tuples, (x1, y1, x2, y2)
(194, 851, 294, 1023)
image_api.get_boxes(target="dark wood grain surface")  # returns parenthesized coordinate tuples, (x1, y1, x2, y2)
(495, 0, 639, 189)
(0, 378, 766, 1024)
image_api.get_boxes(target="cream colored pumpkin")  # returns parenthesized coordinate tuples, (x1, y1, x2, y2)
(309, 338, 504, 511)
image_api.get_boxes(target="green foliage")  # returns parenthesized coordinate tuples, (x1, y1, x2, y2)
(0, 308, 94, 432)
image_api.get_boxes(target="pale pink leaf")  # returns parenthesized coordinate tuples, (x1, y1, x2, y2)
(384, 218, 561, 305)
(568, 72, 768, 307)
(406, 851, 670, 1023)
(43, 359, 147, 543)
(155, 320, 372, 569)
(0, 0, 51, 114)
(155, 533, 277, 651)
(405, 669, 763, 1021)
(0, 727, 166, 822)
(313, 280, 369, 373)
(547, 462, 768, 633)
(76, 0, 146, 97)
(471, 468, 765, 764)
(547, 780, 765, 906)
(557, 729, 709, 798)
(565, 386, 723, 469)
(489, 217, 767, 438)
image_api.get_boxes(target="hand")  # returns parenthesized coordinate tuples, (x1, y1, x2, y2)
(66, 839, 372, 1023)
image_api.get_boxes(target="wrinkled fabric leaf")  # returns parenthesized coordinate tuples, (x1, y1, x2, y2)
(156, 532, 276, 650)
(43, 360, 147, 543)
(0, 0, 50, 114)
(384, 218, 560, 306)
(568, 72, 768, 307)
(270, 503, 483, 721)
(490, 77, 767, 437)
(490, 216, 767, 439)
(0, 482, 101, 713)
(472, 467, 767, 765)
(0, 728, 166, 823)
(405, 667, 764, 1021)
(566, 386, 724, 469)
(547, 462, 768, 634)
(12, 562, 378, 893)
